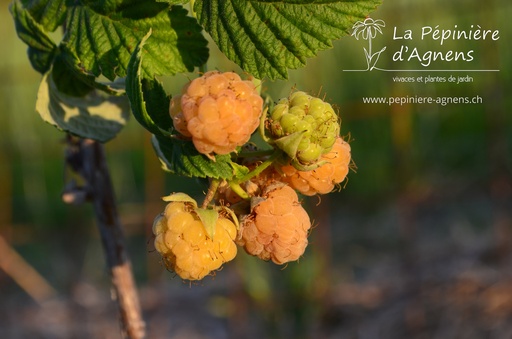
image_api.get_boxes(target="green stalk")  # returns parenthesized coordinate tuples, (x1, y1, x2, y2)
(233, 151, 281, 185)
(228, 182, 251, 200)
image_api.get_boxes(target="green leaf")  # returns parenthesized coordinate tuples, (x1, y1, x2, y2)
(52, 53, 95, 97)
(21, 0, 68, 32)
(63, 3, 209, 81)
(152, 135, 235, 179)
(140, 78, 173, 131)
(10, 0, 58, 73)
(231, 162, 250, 180)
(36, 71, 130, 142)
(57, 45, 127, 96)
(156, 0, 189, 4)
(125, 31, 173, 135)
(195, 0, 381, 79)
(84, 0, 169, 17)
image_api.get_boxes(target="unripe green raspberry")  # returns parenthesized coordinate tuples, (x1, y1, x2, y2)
(268, 92, 340, 167)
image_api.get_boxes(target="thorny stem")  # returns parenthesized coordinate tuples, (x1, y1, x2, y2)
(65, 137, 145, 339)
(202, 179, 221, 208)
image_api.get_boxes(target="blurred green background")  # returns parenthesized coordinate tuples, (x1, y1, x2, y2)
(1, 0, 512, 338)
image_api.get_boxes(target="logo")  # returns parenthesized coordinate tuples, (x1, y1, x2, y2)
(346, 17, 500, 73)
(351, 18, 386, 71)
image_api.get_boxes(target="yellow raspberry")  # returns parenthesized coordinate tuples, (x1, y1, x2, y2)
(237, 184, 311, 264)
(153, 201, 238, 280)
(169, 71, 263, 155)
(280, 137, 351, 196)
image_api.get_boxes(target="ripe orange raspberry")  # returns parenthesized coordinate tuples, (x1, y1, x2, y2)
(280, 137, 351, 196)
(153, 201, 238, 280)
(170, 71, 263, 155)
(237, 184, 311, 264)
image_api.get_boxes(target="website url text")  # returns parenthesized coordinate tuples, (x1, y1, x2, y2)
(362, 95, 483, 106)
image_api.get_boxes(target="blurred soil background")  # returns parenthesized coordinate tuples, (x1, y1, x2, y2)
(1, 0, 512, 338)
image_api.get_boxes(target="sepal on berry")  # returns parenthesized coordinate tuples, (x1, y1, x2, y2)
(273, 130, 307, 160)
(194, 207, 218, 240)
(162, 192, 198, 206)
(218, 205, 240, 232)
(289, 158, 328, 172)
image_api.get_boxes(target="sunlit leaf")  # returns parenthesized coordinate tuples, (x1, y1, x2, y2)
(64, 3, 208, 81)
(125, 30, 173, 135)
(195, 0, 381, 79)
(36, 71, 130, 142)
(10, 0, 58, 73)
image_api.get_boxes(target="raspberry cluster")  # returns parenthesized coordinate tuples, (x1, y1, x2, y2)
(170, 71, 263, 155)
(155, 73, 353, 281)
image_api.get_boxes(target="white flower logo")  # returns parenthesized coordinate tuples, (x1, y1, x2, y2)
(351, 18, 387, 71)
